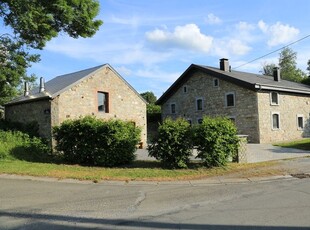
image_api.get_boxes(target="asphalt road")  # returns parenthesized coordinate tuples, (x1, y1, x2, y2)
(1, 175, 310, 229)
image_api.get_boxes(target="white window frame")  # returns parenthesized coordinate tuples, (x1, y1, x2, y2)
(271, 112, 280, 130)
(270, 92, 279, 105)
(297, 114, 304, 130)
(196, 97, 204, 111)
(170, 103, 176, 114)
(225, 92, 235, 107)
(213, 78, 219, 87)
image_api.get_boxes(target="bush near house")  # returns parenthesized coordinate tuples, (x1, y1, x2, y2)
(194, 116, 239, 167)
(0, 130, 50, 162)
(53, 116, 141, 167)
(148, 118, 193, 169)
(148, 117, 239, 169)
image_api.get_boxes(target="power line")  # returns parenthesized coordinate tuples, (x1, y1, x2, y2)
(233, 34, 310, 70)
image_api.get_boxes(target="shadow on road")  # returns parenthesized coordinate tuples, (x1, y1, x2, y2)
(1, 211, 308, 230)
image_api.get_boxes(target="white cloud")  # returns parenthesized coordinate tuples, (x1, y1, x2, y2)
(146, 24, 213, 53)
(258, 20, 300, 46)
(227, 39, 252, 55)
(205, 13, 222, 25)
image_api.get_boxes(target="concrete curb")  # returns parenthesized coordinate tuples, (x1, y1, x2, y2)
(0, 173, 297, 186)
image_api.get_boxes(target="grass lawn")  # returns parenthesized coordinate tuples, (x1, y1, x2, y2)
(0, 159, 281, 182)
(273, 138, 310, 150)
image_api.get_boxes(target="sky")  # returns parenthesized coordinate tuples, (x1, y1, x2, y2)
(7, 0, 310, 98)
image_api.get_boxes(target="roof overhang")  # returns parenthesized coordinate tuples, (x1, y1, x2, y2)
(254, 84, 310, 95)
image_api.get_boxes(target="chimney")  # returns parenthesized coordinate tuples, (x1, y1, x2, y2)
(39, 77, 45, 93)
(24, 82, 29, 96)
(273, 67, 281, 82)
(220, 58, 229, 72)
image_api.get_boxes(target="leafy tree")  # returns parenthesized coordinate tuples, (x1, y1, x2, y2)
(262, 63, 276, 76)
(0, 0, 102, 49)
(307, 59, 310, 75)
(0, 0, 103, 105)
(278, 47, 306, 82)
(140, 91, 157, 104)
(262, 47, 306, 82)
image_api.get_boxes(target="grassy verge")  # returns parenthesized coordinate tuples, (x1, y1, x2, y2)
(273, 138, 310, 150)
(0, 160, 282, 182)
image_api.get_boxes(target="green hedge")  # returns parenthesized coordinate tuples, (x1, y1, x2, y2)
(148, 118, 193, 169)
(53, 116, 141, 167)
(194, 116, 239, 167)
(148, 116, 239, 169)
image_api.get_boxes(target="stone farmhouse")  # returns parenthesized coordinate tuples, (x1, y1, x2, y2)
(156, 58, 310, 143)
(5, 64, 147, 147)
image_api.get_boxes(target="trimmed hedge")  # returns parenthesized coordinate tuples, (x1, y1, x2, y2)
(194, 116, 239, 167)
(148, 116, 239, 169)
(53, 116, 141, 167)
(148, 118, 193, 169)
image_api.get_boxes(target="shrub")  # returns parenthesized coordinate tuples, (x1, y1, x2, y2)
(193, 116, 239, 167)
(148, 118, 193, 169)
(0, 119, 40, 138)
(53, 116, 141, 167)
(0, 130, 50, 162)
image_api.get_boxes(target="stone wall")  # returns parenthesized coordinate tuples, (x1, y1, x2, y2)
(52, 66, 147, 146)
(161, 70, 260, 142)
(5, 99, 52, 139)
(257, 91, 310, 143)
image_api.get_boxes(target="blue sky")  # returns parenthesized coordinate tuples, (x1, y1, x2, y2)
(13, 0, 310, 97)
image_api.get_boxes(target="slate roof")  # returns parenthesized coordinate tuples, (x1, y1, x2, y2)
(156, 64, 310, 105)
(5, 64, 146, 106)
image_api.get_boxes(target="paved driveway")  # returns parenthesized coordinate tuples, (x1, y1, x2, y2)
(135, 144, 310, 163)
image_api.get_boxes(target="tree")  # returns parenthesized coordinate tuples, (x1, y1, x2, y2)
(262, 47, 306, 82)
(0, 0, 103, 105)
(0, 0, 102, 49)
(278, 47, 306, 82)
(140, 91, 157, 104)
(307, 59, 310, 75)
(262, 63, 276, 76)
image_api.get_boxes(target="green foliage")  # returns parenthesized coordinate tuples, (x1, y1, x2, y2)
(0, 35, 40, 104)
(0, 119, 40, 138)
(261, 47, 307, 83)
(0, 0, 102, 105)
(0, 130, 50, 162)
(262, 63, 276, 76)
(278, 47, 306, 82)
(193, 116, 239, 168)
(53, 116, 141, 167)
(0, 0, 103, 49)
(140, 91, 157, 104)
(148, 118, 193, 169)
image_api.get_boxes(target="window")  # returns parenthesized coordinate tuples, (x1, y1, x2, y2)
(183, 86, 187, 93)
(297, 115, 304, 130)
(197, 118, 203, 124)
(170, 103, 176, 114)
(213, 78, 219, 87)
(270, 92, 279, 105)
(272, 113, 280, 130)
(225, 92, 235, 107)
(98, 92, 109, 113)
(196, 98, 203, 111)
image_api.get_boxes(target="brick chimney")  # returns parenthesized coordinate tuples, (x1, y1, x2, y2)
(220, 58, 229, 72)
(273, 67, 281, 82)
